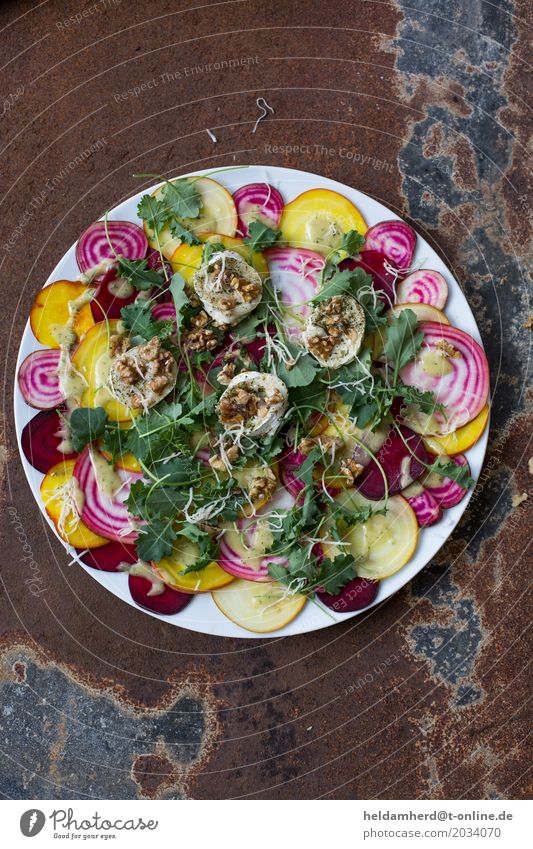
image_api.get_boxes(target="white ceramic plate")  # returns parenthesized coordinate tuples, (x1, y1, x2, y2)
(14, 165, 489, 638)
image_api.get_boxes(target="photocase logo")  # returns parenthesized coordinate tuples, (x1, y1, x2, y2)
(20, 810, 46, 837)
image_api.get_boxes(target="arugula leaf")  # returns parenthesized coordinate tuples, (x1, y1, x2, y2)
(312, 269, 359, 303)
(426, 457, 476, 489)
(136, 519, 176, 562)
(383, 309, 423, 381)
(169, 219, 201, 245)
(243, 221, 280, 252)
(269, 338, 319, 388)
(69, 407, 107, 452)
(169, 272, 189, 330)
(396, 382, 443, 415)
(137, 195, 168, 234)
(120, 301, 173, 344)
(161, 179, 202, 219)
(117, 257, 165, 291)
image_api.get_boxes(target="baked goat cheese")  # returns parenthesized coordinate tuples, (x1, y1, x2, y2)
(108, 335, 177, 410)
(192, 250, 263, 326)
(303, 295, 366, 368)
(218, 371, 288, 438)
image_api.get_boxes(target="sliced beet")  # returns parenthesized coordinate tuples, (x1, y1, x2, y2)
(91, 266, 137, 321)
(76, 220, 147, 273)
(403, 488, 442, 527)
(128, 575, 192, 615)
(363, 219, 416, 272)
(77, 541, 138, 572)
(340, 249, 399, 305)
(21, 409, 77, 473)
(356, 425, 430, 500)
(318, 576, 378, 612)
(18, 349, 65, 410)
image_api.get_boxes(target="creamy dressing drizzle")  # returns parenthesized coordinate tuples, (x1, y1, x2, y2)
(305, 213, 341, 249)
(88, 446, 123, 500)
(52, 287, 95, 408)
(108, 277, 134, 298)
(119, 560, 165, 596)
(77, 258, 114, 285)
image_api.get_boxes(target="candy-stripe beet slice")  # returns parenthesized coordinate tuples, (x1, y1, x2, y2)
(76, 220, 147, 273)
(18, 349, 65, 409)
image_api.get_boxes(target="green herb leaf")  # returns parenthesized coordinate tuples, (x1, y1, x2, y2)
(426, 457, 476, 490)
(161, 179, 202, 219)
(203, 241, 226, 265)
(338, 229, 365, 255)
(120, 301, 173, 344)
(169, 219, 202, 245)
(117, 257, 165, 291)
(69, 407, 107, 452)
(243, 221, 280, 252)
(383, 309, 423, 381)
(169, 272, 189, 329)
(136, 519, 176, 563)
(137, 195, 168, 234)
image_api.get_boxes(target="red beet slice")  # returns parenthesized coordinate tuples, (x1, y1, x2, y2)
(318, 576, 378, 612)
(21, 409, 76, 473)
(91, 266, 137, 321)
(77, 541, 138, 572)
(340, 249, 399, 305)
(233, 182, 284, 237)
(356, 425, 430, 500)
(128, 575, 192, 615)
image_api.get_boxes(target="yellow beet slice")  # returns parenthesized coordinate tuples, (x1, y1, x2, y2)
(323, 490, 418, 580)
(30, 280, 95, 348)
(40, 459, 109, 549)
(71, 320, 133, 422)
(424, 403, 489, 455)
(212, 579, 306, 633)
(155, 538, 234, 593)
(143, 176, 237, 259)
(280, 188, 367, 254)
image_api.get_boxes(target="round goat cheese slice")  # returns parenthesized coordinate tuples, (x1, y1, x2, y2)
(303, 295, 366, 368)
(218, 371, 288, 438)
(192, 250, 263, 326)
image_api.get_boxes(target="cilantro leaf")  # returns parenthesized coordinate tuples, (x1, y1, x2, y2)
(137, 195, 168, 234)
(243, 221, 280, 252)
(338, 229, 365, 255)
(169, 219, 201, 245)
(312, 269, 358, 302)
(383, 309, 423, 381)
(120, 301, 173, 344)
(136, 519, 176, 563)
(117, 257, 165, 291)
(161, 179, 202, 219)
(316, 554, 358, 595)
(69, 407, 107, 452)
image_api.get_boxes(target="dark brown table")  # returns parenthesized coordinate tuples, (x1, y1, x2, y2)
(1, 0, 531, 799)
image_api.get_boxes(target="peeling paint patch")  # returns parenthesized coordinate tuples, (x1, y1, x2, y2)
(407, 568, 484, 701)
(0, 647, 215, 799)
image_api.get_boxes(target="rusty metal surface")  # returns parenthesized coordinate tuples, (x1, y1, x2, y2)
(0, 0, 531, 800)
